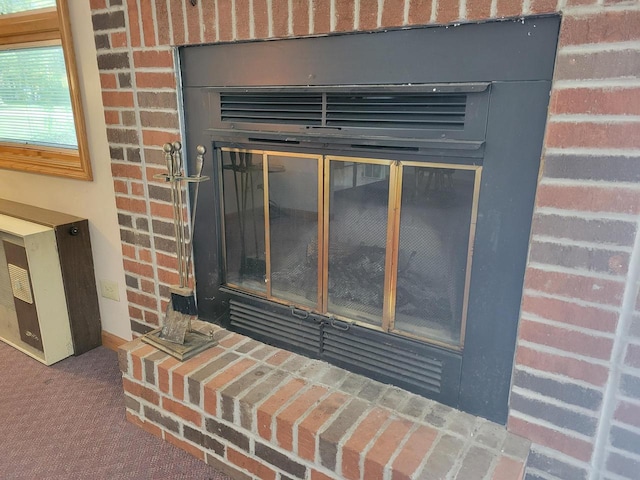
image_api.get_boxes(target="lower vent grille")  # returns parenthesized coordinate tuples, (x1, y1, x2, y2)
(322, 327, 443, 394)
(229, 300, 321, 355)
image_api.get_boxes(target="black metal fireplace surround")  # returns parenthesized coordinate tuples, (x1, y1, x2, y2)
(180, 16, 560, 424)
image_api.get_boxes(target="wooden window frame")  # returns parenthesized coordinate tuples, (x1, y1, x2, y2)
(0, 0, 92, 180)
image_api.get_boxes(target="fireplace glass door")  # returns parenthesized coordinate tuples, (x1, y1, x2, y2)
(220, 147, 480, 349)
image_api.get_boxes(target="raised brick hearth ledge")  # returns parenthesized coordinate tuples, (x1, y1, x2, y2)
(119, 320, 530, 479)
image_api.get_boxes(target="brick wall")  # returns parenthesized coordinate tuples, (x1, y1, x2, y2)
(88, 0, 640, 478)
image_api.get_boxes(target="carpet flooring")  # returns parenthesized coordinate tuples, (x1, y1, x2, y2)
(0, 341, 231, 480)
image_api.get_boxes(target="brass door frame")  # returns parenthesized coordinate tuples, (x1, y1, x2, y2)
(219, 147, 482, 351)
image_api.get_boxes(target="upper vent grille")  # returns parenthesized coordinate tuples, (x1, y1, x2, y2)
(326, 93, 466, 130)
(219, 90, 468, 130)
(220, 93, 323, 126)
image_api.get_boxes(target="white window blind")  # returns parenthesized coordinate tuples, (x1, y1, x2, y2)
(0, 0, 56, 15)
(0, 45, 77, 148)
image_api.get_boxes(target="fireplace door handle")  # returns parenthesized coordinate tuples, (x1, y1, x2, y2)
(290, 306, 309, 320)
(330, 317, 352, 331)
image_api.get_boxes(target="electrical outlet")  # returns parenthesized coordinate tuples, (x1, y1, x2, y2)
(100, 280, 120, 302)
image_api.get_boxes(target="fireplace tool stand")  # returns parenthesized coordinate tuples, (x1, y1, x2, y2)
(142, 142, 216, 360)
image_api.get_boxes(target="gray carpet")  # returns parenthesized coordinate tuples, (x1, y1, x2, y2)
(0, 341, 231, 480)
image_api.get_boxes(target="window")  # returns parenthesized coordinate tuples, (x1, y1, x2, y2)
(0, 0, 91, 180)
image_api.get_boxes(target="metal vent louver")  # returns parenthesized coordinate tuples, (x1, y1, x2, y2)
(322, 328, 443, 394)
(326, 92, 467, 130)
(220, 93, 323, 126)
(229, 300, 321, 353)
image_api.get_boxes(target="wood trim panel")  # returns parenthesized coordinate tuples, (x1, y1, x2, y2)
(0, 8, 59, 45)
(102, 331, 129, 352)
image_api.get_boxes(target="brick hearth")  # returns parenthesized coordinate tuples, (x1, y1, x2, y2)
(119, 320, 530, 479)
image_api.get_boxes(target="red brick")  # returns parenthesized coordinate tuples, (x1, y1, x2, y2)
(537, 183, 640, 216)
(111, 162, 143, 180)
(131, 182, 145, 197)
(515, 345, 609, 386)
(102, 91, 135, 108)
(128, 304, 143, 319)
(218, 0, 233, 41)
(200, 2, 215, 42)
(254, 0, 269, 38)
(550, 87, 640, 116)
(165, 432, 205, 460)
(158, 267, 180, 286)
(100, 73, 117, 89)
(131, 344, 156, 380)
(139, 0, 155, 46)
(277, 386, 328, 450)
(111, 31, 128, 48)
(364, 418, 413, 479)
(171, 346, 226, 400)
(257, 378, 307, 440)
(235, 0, 251, 39)
(466, 0, 492, 19)
(150, 201, 174, 219)
(135, 72, 176, 89)
(381, 0, 405, 27)
(525, 267, 624, 306)
(359, 0, 378, 30)
(298, 392, 349, 461)
(154, 0, 170, 45)
(496, 0, 522, 17)
(139, 278, 155, 294)
(123, 377, 160, 405)
(407, 0, 432, 25)
(185, 0, 203, 44)
(219, 333, 245, 349)
(162, 397, 203, 426)
(508, 416, 593, 462)
(311, 470, 334, 480)
(391, 425, 439, 480)
(157, 356, 181, 394)
(142, 129, 179, 148)
(227, 448, 276, 480)
(313, 0, 331, 34)
(203, 358, 258, 414)
(492, 455, 526, 480)
(156, 251, 179, 269)
(272, 0, 289, 37)
(555, 50, 640, 81)
(123, 259, 154, 277)
(138, 248, 153, 263)
(127, 0, 141, 47)
(143, 309, 159, 325)
(127, 290, 158, 310)
(126, 411, 163, 438)
(89, 0, 107, 9)
(335, 0, 354, 31)
(546, 121, 640, 150)
(116, 196, 147, 214)
(614, 400, 640, 429)
(561, 11, 640, 46)
(133, 50, 174, 68)
(169, 0, 186, 44)
(266, 349, 293, 366)
(436, 0, 459, 23)
(104, 110, 119, 125)
(113, 179, 128, 194)
(521, 294, 618, 333)
(342, 408, 391, 480)
(292, 0, 310, 36)
(519, 319, 613, 360)
(529, 0, 557, 14)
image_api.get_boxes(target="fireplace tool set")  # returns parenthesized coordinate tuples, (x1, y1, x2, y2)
(142, 141, 216, 360)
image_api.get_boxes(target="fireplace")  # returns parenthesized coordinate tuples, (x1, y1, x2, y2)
(182, 16, 560, 423)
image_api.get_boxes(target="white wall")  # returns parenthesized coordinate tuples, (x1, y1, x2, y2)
(0, 1, 131, 340)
